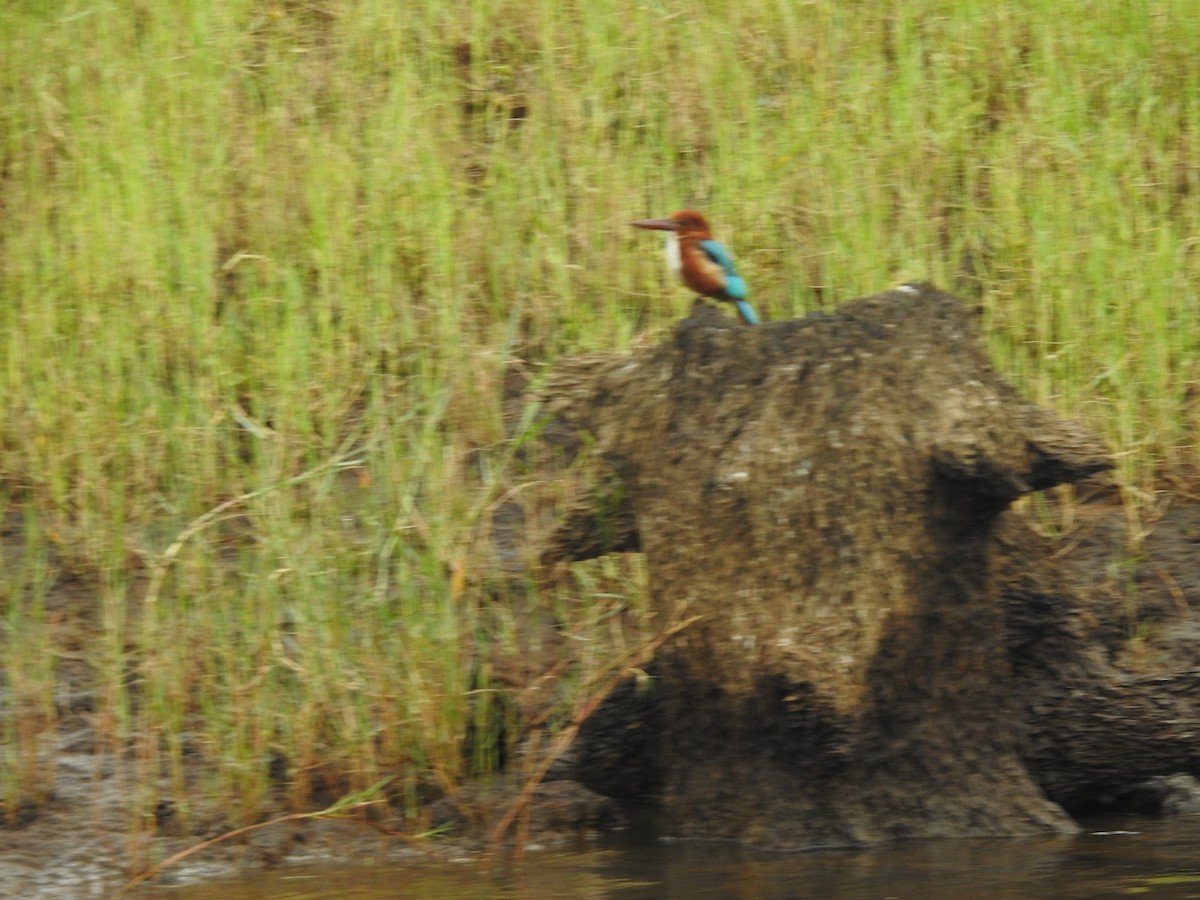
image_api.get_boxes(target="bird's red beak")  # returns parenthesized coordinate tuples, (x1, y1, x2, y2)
(630, 217, 679, 231)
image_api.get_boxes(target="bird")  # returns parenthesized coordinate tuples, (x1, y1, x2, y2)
(630, 210, 760, 325)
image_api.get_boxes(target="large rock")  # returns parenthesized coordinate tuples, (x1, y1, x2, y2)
(539, 284, 1116, 846)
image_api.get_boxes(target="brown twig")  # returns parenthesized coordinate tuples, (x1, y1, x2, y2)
(122, 782, 391, 892)
(485, 614, 700, 858)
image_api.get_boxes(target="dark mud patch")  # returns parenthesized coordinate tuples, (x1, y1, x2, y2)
(0, 719, 623, 898)
(1051, 497, 1200, 670)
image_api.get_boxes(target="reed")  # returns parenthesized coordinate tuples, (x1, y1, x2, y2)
(1, 0, 1197, 840)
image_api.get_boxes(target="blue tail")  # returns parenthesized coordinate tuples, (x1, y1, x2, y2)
(734, 299, 760, 325)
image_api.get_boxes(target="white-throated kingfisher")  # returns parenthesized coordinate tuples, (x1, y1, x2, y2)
(631, 210, 760, 325)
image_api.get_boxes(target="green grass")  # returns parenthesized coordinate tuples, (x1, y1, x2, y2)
(1, 0, 1198, 843)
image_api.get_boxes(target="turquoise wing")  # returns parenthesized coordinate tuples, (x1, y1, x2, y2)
(699, 239, 747, 299)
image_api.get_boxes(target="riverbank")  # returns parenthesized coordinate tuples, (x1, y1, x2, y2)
(6, 492, 1200, 895)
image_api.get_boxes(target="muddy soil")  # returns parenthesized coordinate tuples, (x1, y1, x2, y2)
(3, 496, 1200, 896)
(1047, 494, 1200, 674)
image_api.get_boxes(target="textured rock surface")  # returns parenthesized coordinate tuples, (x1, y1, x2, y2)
(541, 285, 1119, 846)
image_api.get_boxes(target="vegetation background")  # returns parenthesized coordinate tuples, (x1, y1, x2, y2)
(2, 0, 1197, 852)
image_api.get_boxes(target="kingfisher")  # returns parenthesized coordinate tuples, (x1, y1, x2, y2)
(631, 210, 760, 325)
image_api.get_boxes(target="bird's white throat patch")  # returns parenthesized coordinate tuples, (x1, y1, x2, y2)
(663, 233, 681, 274)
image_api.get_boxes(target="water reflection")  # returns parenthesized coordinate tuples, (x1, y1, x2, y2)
(144, 816, 1200, 898)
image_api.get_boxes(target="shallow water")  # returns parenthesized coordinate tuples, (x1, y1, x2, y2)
(142, 816, 1200, 899)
